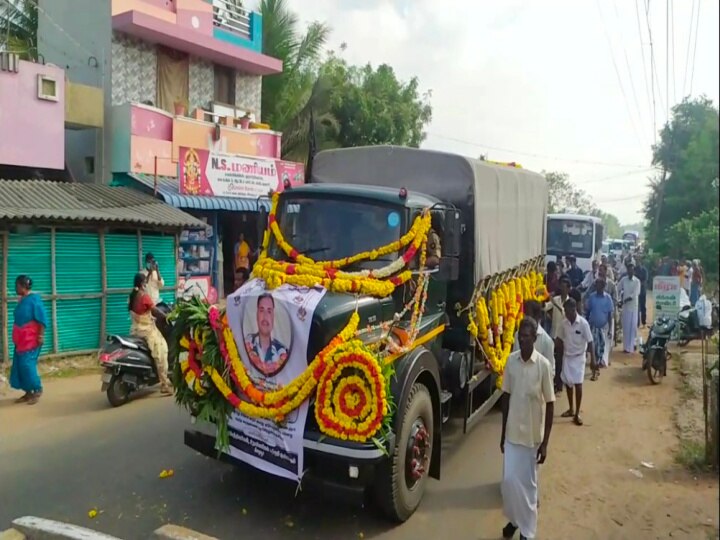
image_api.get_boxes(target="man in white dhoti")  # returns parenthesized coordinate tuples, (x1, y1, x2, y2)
(617, 263, 641, 354)
(501, 318, 555, 540)
(557, 298, 596, 426)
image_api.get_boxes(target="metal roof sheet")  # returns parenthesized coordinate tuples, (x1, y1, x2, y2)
(128, 173, 270, 212)
(0, 179, 205, 229)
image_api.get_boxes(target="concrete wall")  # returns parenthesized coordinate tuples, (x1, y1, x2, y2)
(0, 60, 65, 169)
(38, 0, 112, 184)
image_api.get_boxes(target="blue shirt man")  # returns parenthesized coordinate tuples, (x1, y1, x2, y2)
(585, 279, 614, 375)
(565, 256, 585, 289)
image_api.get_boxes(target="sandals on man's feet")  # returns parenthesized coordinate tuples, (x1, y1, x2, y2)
(561, 410, 574, 418)
(574, 415, 584, 426)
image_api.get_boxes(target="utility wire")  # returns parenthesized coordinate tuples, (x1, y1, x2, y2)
(645, 0, 667, 123)
(670, 0, 676, 105)
(576, 167, 657, 186)
(689, 0, 701, 95)
(596, 0, 647, 149)
(665, 0, 670, 120)
(425, 132, 650, 169)
(635, 0, 655, 142)
(682, 0, 696, 97)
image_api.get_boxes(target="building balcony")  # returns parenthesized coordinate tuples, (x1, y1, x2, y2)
(65, 81, 104, 130)
(111, 102, 283, 177)
(111, 0, 281, 75)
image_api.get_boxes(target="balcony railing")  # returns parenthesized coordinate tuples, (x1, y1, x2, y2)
(211, 0, 251, 39)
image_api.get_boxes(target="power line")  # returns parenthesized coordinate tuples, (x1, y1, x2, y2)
(595, 192, 648, 203)
(645, 0, 667, 124)
(689, 0, 701, 95)
(424, 132, 651, 169)
(634, 0, 655, 142)
(682, 0, 696, 97)
(576, 167, 657, 185)
(665, 0, 670, 120)
(596, 0, 647, 149)
(670, 0, 676, 105)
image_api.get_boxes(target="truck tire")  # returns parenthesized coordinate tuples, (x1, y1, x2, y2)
(374, 383, 434, 522)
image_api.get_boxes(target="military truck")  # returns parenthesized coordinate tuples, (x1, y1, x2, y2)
(184, 146, 548, 522)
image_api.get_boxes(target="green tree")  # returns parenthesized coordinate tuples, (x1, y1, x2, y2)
(644, 97, 720, 252)
(323, 58, 432, 148)
(0, 0, 38, 60)
(665, 211, 719, 282)
(259, 0, 332, 159)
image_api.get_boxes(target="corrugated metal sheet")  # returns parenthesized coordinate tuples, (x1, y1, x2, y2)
(55, 232, 101, 293)
(105, 293, 131, 337)
(126, 173, 270, 212)
(56, 298, 101, 352)
(0, 179, 205, 229)
(7, 232, 52, 294)
(105, 234, 140, 290)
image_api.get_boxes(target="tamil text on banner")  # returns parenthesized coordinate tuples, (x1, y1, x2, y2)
(653, 276, 682, 321)
(179, 147, 305, 198)
(224, 278, 326, 482)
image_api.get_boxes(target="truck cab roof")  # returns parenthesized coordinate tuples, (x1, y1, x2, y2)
(285, 183, 442, 211)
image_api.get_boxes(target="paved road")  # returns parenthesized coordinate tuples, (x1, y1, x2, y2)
(0, 375, 507, 540)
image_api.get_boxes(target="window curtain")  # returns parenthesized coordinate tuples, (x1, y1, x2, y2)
(156, 46, 189, 113)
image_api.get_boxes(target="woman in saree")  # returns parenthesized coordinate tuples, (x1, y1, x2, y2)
(11, 275, 48, 405)
(129, 273, 172, 395)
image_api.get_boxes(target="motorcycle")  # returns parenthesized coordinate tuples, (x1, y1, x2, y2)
(677, 301, 719, 347)
(99, 301, 175, 407)
(640, 316, 675, 385)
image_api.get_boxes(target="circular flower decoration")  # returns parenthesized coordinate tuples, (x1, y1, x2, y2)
(315, 344, 388, 442)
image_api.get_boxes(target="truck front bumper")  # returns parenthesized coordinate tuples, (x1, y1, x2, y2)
(184, 427, 395, 506)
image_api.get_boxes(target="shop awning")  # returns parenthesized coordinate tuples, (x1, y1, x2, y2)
(122, 173, 270, 212)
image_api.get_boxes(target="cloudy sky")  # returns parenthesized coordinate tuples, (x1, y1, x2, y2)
(260, 0, 719, 224)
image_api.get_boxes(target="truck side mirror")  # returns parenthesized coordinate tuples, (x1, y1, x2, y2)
(442, 209, 461, 258)
(257, 207, 268, 249)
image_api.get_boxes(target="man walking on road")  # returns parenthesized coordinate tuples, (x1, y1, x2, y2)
(557, 298, 595, 426)
(587, 264, 617, 366)
(501, 317, 555, 540)
(565, 255, 584, 289)
(618, 263, 641, 354)
(585, 279, 614, 377)
(635, 258, 648, 327)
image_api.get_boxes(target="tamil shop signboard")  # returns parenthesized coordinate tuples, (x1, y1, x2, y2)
(178, 147, 305, 198)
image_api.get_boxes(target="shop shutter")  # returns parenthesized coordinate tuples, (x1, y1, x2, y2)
(6, 231, 54, 357)
(142, 233, 177, 303)
(55, 232, 102, 352)
(105, 233, 140, 337)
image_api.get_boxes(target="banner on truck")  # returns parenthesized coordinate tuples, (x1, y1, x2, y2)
(179, 147, 305, 199)
(224, 279, 325, 482)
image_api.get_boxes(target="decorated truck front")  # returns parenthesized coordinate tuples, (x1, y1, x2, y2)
(175, 146, 548, 523)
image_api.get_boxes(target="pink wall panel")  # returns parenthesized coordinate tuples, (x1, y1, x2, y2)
(0, 61, 65, 169)
(253, 131, 282, 159)
(176, 9, 213, 35)
(130, 135, 176, 176)
(131, 104, 173, 140)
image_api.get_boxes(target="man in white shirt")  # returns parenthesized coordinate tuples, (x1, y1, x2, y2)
(513, 300, 555, 377)
(617, 263, 641, 354)
(500, 317, 555, 540)
(557, 297, 596, 426)
(140, 253, 165, 304)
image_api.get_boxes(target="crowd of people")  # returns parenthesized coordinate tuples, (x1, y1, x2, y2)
(500, 249, 708, 539)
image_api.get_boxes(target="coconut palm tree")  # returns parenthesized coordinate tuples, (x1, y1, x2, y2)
(0, 0, 38, 60)
(259, 0, 335, 160)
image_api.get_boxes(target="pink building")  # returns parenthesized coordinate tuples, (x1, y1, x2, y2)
(0, 57, 65, 170)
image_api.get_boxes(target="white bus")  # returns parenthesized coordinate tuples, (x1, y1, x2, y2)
(546, 213, 604, 273)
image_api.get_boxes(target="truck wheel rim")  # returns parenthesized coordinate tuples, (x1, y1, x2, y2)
(405, 419, 430, 490)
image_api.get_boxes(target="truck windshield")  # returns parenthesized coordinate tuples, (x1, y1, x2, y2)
(268, 196, 404, 270)
(546, 219, 594, 258)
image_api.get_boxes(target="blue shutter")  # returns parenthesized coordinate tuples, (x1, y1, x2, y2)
(105, 234, 139, 337)
(55, 232, 102, 352)
(6, 232, 54, 356)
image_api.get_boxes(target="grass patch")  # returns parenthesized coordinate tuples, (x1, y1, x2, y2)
(675, 439, 710, 472)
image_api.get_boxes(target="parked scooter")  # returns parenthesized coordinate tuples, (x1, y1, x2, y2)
(640, 316, 675, 385)
(99, 301, 175, 407)
(677, 300, 719, 347)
